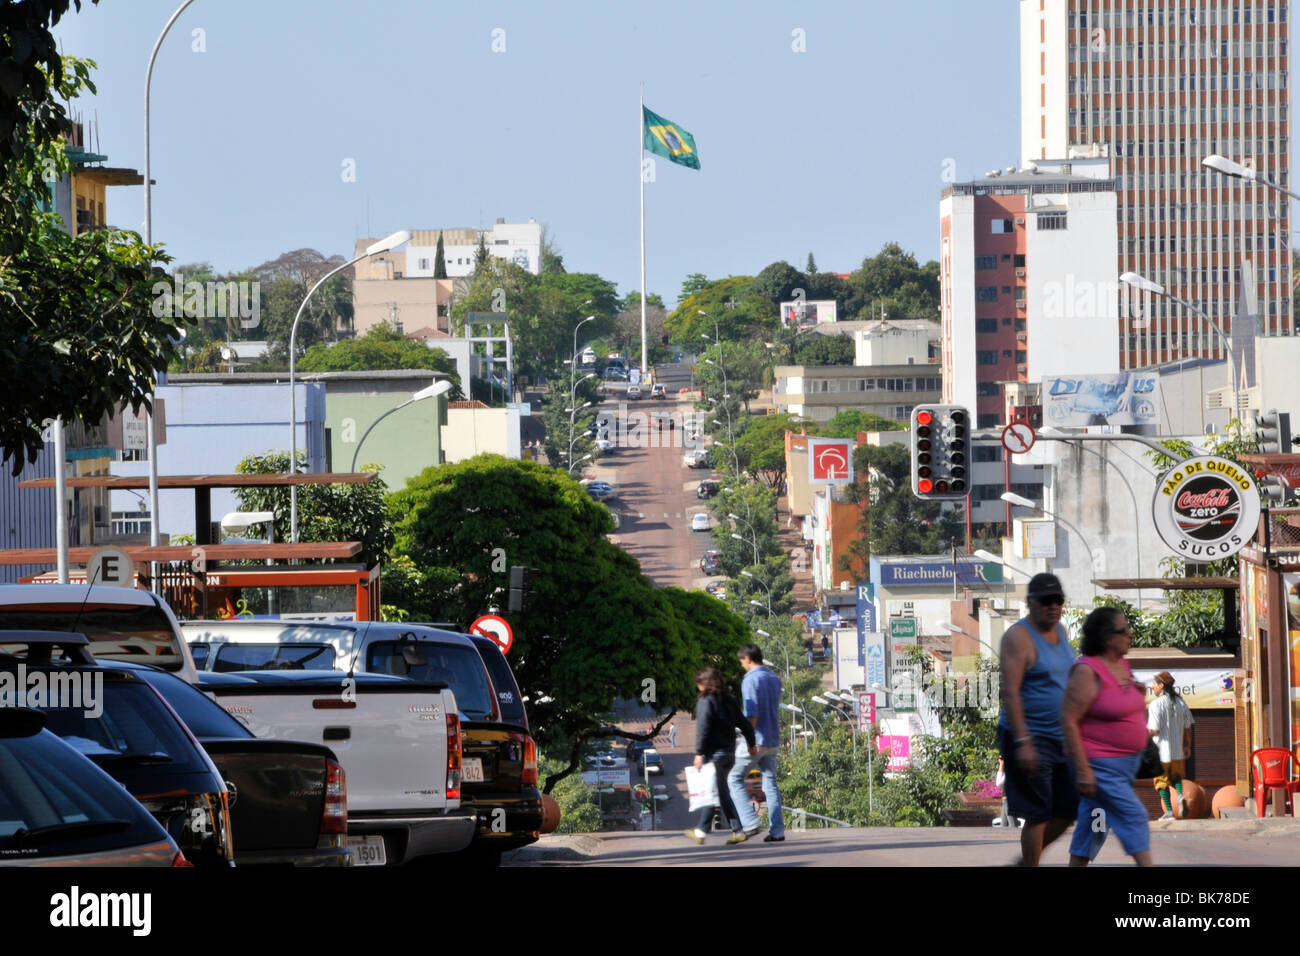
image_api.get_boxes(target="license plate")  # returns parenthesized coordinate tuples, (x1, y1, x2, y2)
(463, 757, 485, 783)
(347, 835, 387, 866)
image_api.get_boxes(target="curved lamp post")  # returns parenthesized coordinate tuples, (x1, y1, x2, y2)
(350, 380, 452, 472)
(1001, 491, 1100, 597)
(290, 229, 412, 541)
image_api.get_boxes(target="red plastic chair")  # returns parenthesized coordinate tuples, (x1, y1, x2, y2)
(1249, 748, 1299, 817)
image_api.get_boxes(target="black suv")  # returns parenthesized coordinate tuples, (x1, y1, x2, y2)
(697, 480, 720, 499)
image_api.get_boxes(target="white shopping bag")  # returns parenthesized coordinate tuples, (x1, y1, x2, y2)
(685, 762, 719, 812)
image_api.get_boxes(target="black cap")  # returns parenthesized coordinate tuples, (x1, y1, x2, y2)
(1026, 572, 1065, 600)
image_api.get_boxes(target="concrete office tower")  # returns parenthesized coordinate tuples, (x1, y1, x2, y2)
(1020, 0, 1292, 368)
(940, 160, 1119, 525)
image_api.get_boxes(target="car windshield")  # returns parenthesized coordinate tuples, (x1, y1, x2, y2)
(211, 643, 336, 673)
(367, 641, 496, 720)
(0, 603, 185, 673)
(0, 731, 166, 859)
(25, 675, 209, 775)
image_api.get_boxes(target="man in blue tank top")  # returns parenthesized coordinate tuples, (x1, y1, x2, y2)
(998, 572, 1078, 866)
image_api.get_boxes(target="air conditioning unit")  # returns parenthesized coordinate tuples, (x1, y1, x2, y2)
(840, 581, 851, 590)
(1015, 218, 1026, 224)
(1015, 269, 1026, 277)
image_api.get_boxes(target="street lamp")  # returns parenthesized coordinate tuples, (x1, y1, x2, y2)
(1120, 271, 1239, 413)
(566, 454, 592, 475)
(937, 620, 1001, 659)
(729, 514, 761, 566)
(740, 569, 773, 616)
(350, 380, 452, 472)
(1001, 492, 1099, 597)
(142, 0, 200, 589)
(290, 229, 412, 542)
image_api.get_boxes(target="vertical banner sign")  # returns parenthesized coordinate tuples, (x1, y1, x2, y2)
(857, 692, 876, 730)
(855, 583, 876, 666)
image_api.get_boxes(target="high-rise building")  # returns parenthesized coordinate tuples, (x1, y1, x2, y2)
(1020, 0, 1292, 370)
(940, 159, 1119, 525)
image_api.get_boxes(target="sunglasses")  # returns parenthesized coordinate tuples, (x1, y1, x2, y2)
(1032, 596, 1065, 607)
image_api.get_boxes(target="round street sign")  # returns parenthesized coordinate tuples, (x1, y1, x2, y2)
(1001, 422, 1036, 455)
(470, 614, 514, 654)
(1152, 455, 1260, 560)
(89, 546, 135, 587)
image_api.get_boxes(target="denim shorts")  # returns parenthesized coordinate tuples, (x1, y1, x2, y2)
(998, 726, 1077, 825)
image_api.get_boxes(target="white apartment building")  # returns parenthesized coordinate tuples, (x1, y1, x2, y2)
(404, 219, 542, 278)
(1020, 0, 1293, 370)
(940, 160, 1119, 526)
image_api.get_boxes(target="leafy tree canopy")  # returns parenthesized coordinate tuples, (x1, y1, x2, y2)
(297, 323, 462, 397)
(817, 409, 907, 438)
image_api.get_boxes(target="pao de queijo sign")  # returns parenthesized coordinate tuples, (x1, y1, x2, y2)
(1152, 455, 1260, 559)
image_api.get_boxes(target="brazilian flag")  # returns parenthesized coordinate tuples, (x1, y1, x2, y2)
(643, 106, 699, 169)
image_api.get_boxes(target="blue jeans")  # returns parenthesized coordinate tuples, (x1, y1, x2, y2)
(1068, 752, 1150, 861)
(727, 741, 784, 838)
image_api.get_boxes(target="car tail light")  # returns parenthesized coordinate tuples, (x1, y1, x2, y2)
(519, 734, 538, 785)
(321, 759, 347, 834)
(446, 711, 462, 801)
(171, 852, 194, 867)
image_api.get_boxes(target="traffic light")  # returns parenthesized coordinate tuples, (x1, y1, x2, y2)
(1258, 474, 1289, 506)
(911, 405, 971, 500)
(508, 566, 540, 612)
(1253, 409, 1292, 454)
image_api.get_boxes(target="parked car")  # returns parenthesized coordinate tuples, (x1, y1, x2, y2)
(587, 481, 616, 501)
(650, 383, 667, 399)
(683, 448, 713, 468)
(594, 438, 616, 452)
(704, 581, 728, 599)
(0, 634, 235, 867)
(0, 584, 198, 682)
(626, 738, 654, 765)
(603, 367, 628, 381)
(626, 385, 643, 400)
(0, 707, 185, 868)
(691, 512, 712, 532)
(699, 551, 722, 575)
(697, 479, 720, 499)
(184, 620, 540, 866)
(640, 749, 664, 775)
(115, 661, 352, 867)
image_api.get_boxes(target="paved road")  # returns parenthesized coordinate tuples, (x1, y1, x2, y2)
(512, 821, 1300, 866)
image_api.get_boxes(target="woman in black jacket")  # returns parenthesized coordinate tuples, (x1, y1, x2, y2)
(685, 667, 756, 845)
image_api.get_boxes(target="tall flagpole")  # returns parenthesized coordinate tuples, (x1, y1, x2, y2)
(639, 85, 648, 378)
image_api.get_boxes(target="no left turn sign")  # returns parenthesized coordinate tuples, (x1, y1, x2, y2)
(1001, 422, 1036, 455)
(470, 614, 514, 654)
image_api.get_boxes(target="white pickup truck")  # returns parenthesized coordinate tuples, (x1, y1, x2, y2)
(199, 669, 474, 866)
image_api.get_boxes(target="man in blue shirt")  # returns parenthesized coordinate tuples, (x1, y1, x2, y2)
(726, 643, 785, 842)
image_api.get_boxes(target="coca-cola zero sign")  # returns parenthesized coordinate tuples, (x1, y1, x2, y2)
(1153, 455, 1259, 559)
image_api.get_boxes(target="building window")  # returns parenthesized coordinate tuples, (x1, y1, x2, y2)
(976, 382, 1000, 397)
(1015, 318, 1026, 331)
(977, 351, 998, 366)
(1002, 350, 1013, 358)
(976, 287, 998, 302)
(975, 255, 997, 270)
(1037, 212, 1067, 230)
(973, 445, 1002, 462)
(977, 413, 1001, 429)
(1015, 350, 1027, 364)
(976, 318, 998, 333)
(990, 219, 1014, 234)
(1013, 254, 1025, 267)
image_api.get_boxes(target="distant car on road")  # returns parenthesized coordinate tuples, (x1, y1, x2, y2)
(587, 481, 616, 501)
(594, 438, 616, 452)
(683, 449, 712, 468)
(626, 385, 643, 400)
(704, 581, 728, 599)
(697, 479, 720, 500)
(603, 367, 628, 381)
(699, 550, 722, 574)
(690, 512, 711, 532)
(650, 383, 666, 399)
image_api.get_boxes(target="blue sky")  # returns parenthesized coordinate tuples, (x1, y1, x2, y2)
(57, 0, 1025, 306)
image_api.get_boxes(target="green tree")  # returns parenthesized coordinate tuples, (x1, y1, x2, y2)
(232, 450, 394, 566)
(297, 323, 462, 396)
(433, 232, 447, 279)
(842, 442, 961, 557)
(806, 252, 818, 274)
(1, 46, 184, 472)
(388, 456, 753, 784)
(843, 242, 940, 320)
(818, 409, 907, 438)
(793, 334, 855, 367)
(473, 231, 489, 268)
(749, 260, 805, 308)
(666, 276, 770, 345)
(538, 224, 566, 275)
(731, 412, 808, 489)
(679, 273, 711, 301)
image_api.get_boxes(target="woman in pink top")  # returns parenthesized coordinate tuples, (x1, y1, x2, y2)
(1060, 607, 1154, 866)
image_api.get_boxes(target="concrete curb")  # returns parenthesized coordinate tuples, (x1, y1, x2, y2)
(502, 833, 603, 863)
(1150, 818, 1300, 835)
